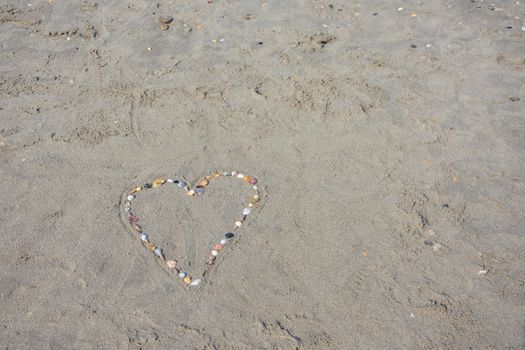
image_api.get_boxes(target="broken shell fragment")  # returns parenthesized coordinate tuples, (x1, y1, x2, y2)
(235, 221, 242, 227)
(190, 278, 201, 286)
(211, 250, 219, 256)
(127, 195, 135, 201)
(214, 244, 224, 250)
(178, 272, 187, 279)
(140, 234, 149, 241)
(177, 181, 187, 188)
(152, 178, 166, 188)
(220, 239, 227, 245)
(243, 207, 252, 215)
(187, 189, 195, 196)
(183, 276, 192, 284)
(166, 260, 177, 269)
(195, 186, 205, 195)
(237, 173, 244, 179)
(198, 178, 209, 187)
(154, 248, 163, 258)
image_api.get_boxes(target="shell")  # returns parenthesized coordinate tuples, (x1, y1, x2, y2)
(198, 178, 209, 187)
(132, 224, 142, 232)
(183, 276, 192, 284)
(223, 172, 232, 176)
(243, 207, 252, 215)
(152, 178, 166, 188)
(231, 171, 238, 176)
(154, 248, 163, 257)
(127, 195, 135, 201)
(248, 203, 254, 208)
(140, 234, 149, 241)
(167, 178, 174, 183)
(243, 176, 253, 184)
(130, 186, 142, 194)
(145, 242, 156, 251)
(189, 278, 201, 286)
(129, 214, 139, 223)
(253, 185, 258, 190)
(125, 207, 131, 212)
(235, 221, 242, 227)
(211, 172, 222, 179)
(178, 272, 187, 279)
(187, 189, 195, 196)
(214, 244, 224, 250)
(237, 173, 244, 179)
(220, 239, 227, 245)
(211, 249, 219, 256)
(166, 260, 177, 269)
(177, 181, 187, 188)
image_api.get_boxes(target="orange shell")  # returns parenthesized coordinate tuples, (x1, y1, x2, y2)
(152, 178, 166, 188)
(198, 178, 209, 187)
(166, 260, 177, 269)
(183, 276, 192, 284)
(243, 175, 254, 183)
(132, 224, 143, 232)
(145, 242, 156, 251)
(214, 244, 224, 250)
(129, 186, 142, 194)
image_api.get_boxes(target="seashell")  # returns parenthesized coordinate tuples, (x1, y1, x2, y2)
(145, 242, 156, 251)
(127, 195, 135, 201)
(178, 272, 187, 279)
(253, 185, 258, 190)
(166, 260, 177, 269)
(249, 178, 257, 185)
(235, 221, 242, 227)
(130, 186, 142, 194)
(152, 178, 166, 188)
(243, 175, 253, 183)
(187, 189, 195, 196)
(211, 172, 222, 179)
(177, 181, 187, 188)
(140, 234, 149, 241)
(243, 207, 252, 215)
(231, 171, 238, 176)
(129, 214, 139, 223)
(195, 186, 204, 195)
(214, 243, 224, 250)
(198, 178, 209, 187)
(211, 249, 219, 256)
(154, 247, 162, 257)
(237, 173, 244, 179)
(125, 207, 131, 212)
(223, 172, 232, 176)
(225, 232, 234, 238)
(189, 278, 201, 286)
(183, 276, 192, 284)
(248, 203, 254, 208)
(220, 239, 227, 245)
(167, 178, 174, 183)
(132, 224, 142, 232)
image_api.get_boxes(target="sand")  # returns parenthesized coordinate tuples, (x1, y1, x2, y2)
(1, 0, 524, 348)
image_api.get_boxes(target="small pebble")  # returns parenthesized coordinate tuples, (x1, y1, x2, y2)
(225, 232, 234, 238)
(178, 181, 187, 188)
(140, 234, 149, 241)
(159, 15, 173, 24)
(144, 183, 152, 188)
(195, 186, 205, 195)
(223, 172, 232, 176)
(211, 249, 219, 256)
(424, 240, 434, 246)
(127, 195, 135, 201)
(187, 189, 195, 196)
(125, 207, 131, 212)
(243, 207, 252, 215)
(154, 248, 163, 257)
(167, 179, 174, 183)
(190, 278, 201, 286)
(183, 26, 192, 33)
(509, 96, 520, 102)
(178, 272, 186, 278)
(253, 185, 258, 190)
(220, 239, 227, 245)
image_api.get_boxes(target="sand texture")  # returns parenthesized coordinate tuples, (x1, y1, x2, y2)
(1, 0, 524, 348)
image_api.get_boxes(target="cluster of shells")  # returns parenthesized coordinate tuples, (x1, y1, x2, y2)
(123, 171, 260, 287)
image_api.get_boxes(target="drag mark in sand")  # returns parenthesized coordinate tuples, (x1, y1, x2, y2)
(128, 93, 143, 148)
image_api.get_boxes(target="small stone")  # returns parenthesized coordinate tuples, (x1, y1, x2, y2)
(166, 260, 177, 269)
(152, 178, 166, 188)
(140, 234, 149, 241)
(237, 173, 244, 179)
(183, 276, 192, 284)
(243, 207, 252, 215)
(214, 243, 224, 250)
(223, 172, 232, 176)
(177, 181, 187, 188)
(220, 239, 227, 245)
(178, 272, 187, 279)
(509, 96, 520, 102)
(144, 183, 152, 188)
(125, 207, 131, 212)
(127, 195, 135, 201)
(190, 278, 201, 286)
(211, 249, 219, 256)
(159, 15, 173, 24)
(154, 248, 163, 257)
(231, 171, 238, 176)
(424, 240, 434, 246)
(235, 221, 242, 227)
(195, 186, 205, 195)
(167, 179, 174, 183)
(198, 178, 209, 187)
(225, 232, 234, 238)
(160, 24, 169, 30)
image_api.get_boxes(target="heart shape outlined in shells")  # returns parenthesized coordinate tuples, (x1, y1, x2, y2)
(120, 171, 260, 287)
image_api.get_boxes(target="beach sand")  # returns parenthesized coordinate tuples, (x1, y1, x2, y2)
(0, 0, 524, 348)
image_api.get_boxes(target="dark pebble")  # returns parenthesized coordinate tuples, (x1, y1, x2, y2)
(424, 240, 434, 246)
(509, 96, 520, 102)
(225, 232, 234, 238)
(195, 186, 205, 195)
(144, 183, 152, 188)
(372, 12, 378, 16)
(442, 203, 449, 208)
(411, 44, 417, 48)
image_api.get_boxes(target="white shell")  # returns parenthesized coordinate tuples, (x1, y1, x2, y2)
(211, 250, 219, 256)
(243, 207, 252, 215)
(237, 173, 244, 178)
(167, 178, 174, 183)
(140, 234, 148, 241)
(248, 203, 254, 207)
(190, 278, 201, 286)
(125, 207, 131, 212)
(253, 194, 259, 199)
(231, 171, 238, 176)
(178, 272, 186, 278)
(235, 221, 242, 227)
(127, 195, 135, 201)
(220, 239, 227, 245)
(253, 185, 258, 190)
(154, 248, 163, 257)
